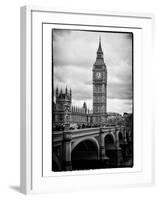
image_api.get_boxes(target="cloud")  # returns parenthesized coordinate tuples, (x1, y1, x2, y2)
(107, 99, 133, 114)
(53, 29, 133, 114)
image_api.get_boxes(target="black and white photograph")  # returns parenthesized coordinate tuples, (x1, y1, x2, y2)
(52, 29, 133, 172)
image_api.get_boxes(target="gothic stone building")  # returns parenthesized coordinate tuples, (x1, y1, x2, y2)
(53, 88, 91, 129)
(53, 38, 107, 129)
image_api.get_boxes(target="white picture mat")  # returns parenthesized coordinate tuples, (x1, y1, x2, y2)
(21, 7, 153, 193)
(42, 24, 142, 177)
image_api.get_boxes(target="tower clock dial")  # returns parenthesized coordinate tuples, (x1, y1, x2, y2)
(96, 72, 102, 79)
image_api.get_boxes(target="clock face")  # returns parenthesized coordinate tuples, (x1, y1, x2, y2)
(96, 72, 102, 79)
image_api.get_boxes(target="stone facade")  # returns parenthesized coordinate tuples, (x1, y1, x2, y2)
(53, 87, 72, 129)
(53, 87, 91, 129)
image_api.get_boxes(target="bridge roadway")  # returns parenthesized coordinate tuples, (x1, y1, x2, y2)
(52, 125, 131, 171)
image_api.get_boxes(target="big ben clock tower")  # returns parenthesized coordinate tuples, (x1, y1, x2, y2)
(93, 37, 107, 125)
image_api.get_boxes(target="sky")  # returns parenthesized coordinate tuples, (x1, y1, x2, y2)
(53, 29, 133, 115)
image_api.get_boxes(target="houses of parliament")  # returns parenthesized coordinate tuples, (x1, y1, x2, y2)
(53, 38, 108, 129)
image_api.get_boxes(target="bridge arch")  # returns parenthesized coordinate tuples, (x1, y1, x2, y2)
(71, 138, 99, 170)
(116, 131, 127, 162)
(104, 133, 116, 149)
(116, 131, 124, 145)
(103, 132, 116, 144)
(71, 137, 100, 154)
(104, 133, 117, 166)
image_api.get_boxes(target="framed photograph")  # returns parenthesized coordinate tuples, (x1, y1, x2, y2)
(20, 6, 154, 194)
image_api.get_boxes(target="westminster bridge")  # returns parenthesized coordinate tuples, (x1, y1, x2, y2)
(52, 125, 133, 171)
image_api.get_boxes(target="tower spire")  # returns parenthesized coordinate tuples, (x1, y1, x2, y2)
(97, 36, 103, 54)
(96, 36, 103, 60)
(99, 36, 101, 48)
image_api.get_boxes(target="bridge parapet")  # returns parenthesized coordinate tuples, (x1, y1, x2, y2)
(53, 126, 126, 143)
(101, 125, 125, 132)
(71, 128, 100, 140)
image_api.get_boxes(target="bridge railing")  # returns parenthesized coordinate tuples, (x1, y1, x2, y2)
(101, 125, 125, 132)
(53, 125, 126, 143)
(70, 128, 100, 139)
